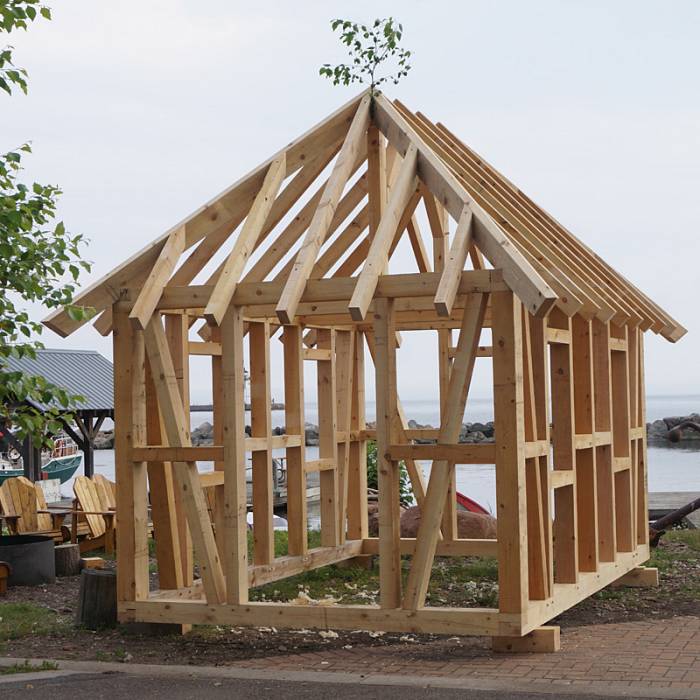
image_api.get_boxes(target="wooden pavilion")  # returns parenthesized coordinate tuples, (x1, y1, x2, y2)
(43, 90, 685, 650)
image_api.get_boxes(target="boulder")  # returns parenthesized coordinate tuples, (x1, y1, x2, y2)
(367, 501, 407, 537)
(93, 430, 114, 450)
(400, 505, 497, 539)
(305, 423, 319, 447)
(191, 422, 214, 445)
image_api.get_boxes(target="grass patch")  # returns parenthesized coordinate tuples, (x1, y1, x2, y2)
(0, 603, 69, 642)
(248, 535, 499, 608)
(0, 659, 58, 675)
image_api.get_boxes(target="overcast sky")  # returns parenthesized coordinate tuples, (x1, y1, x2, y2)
(5, 0, 699, 407)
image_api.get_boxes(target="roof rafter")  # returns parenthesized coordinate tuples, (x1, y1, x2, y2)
(276, 94, 372, 324)
(204, 154, 286, 326)
(129, 226, 186, 330)
(349, 144, 419, 321)
(434, 206, 473, 317)
(372, 93, 558, 319)
(43, 91, 366, 337)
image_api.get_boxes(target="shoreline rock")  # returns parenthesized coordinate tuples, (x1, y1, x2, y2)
(93, 411, 700, 449)
(647, 413, 700, 443)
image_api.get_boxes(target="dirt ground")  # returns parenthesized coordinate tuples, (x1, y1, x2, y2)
(1, 530, 697, 666)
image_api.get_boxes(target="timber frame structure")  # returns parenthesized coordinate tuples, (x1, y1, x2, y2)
(43, 90, 685, 645)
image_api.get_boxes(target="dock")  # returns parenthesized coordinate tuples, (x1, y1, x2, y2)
(649, 491, 700, 528)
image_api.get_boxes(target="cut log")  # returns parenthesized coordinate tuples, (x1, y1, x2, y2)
(75, 568, 117, 629)
(0, 562, 10, 596)
(81, 557, 105, 570)
(54, 543, 81, 577)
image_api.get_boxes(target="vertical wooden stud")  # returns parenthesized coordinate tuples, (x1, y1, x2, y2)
(346, 331, 368, 540)
(113, 305, 149, 603)
(374, 298, 402, 608)
(572, 315, 598, 572)
(317, 328, 339, 547)
(283, 324, 308, 556)
(592, 319, 616, 562)
(222, 305, 249, 604)
(549, 311, 578, 583)
(249, 321, 274, 565)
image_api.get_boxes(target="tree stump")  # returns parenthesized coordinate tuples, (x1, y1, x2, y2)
(75, 569, 117, 629)
(54, 543, 81, 577)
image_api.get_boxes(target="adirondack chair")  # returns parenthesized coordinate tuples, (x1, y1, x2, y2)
(72, 475, 116, 554)
(93, 474, 116, 510)
(0, 477, 68, 542)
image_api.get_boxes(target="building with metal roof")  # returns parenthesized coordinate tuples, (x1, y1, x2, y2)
(4, 348, 114, 478)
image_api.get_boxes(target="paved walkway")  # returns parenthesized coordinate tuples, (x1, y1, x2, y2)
(231, 616, 700, 694)
(1, 616, 698, 698)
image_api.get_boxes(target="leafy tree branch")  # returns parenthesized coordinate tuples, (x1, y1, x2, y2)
(320, 17, 411, 94)
(1, 0, 92, 446)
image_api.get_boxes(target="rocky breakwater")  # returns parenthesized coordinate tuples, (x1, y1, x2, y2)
(647, 413, 700, 443)
(189, 421, 322, 447)
(405, 419, 495, 444)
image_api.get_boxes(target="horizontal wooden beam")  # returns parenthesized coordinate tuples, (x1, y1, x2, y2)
(449, 344, 492, 358)
(574, 431, 612, 450)
(387, 443, 496, 464)
(131, 446, 223, 462)
(128, 270, 507, 312)
(524, 547, 649, 633)
(249, 540, 363, 587)
(546, 328, 571, 345)
(609, 337, 628, 352)
(551, 470, 574, 489)
(303, 348, 332, 361)
(245, 435, 303, 451)
(120, 600, 521, 636)
(362, 537, 497, 558)
(304, 458, 335, 473)
(188, 341, 222, 356)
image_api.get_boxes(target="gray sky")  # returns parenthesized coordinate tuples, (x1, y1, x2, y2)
(5, 0, 699, 406)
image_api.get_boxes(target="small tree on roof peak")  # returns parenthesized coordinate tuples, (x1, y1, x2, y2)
(319, 17, 412, 95)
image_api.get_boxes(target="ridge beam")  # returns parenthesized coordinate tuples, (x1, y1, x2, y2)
(276, 94, 371, 325)
(434, 206, 473, 316)
(348, 144, 419, 321)
(373, 93, 558, 319)
(205, 155, 286, 326)
(129, 226, 186, 330)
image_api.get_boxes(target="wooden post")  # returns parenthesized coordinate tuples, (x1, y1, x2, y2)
(317, 328, 339, 547)
(145, 359, 184, 590)
(636, 331, 649, 547)
(165, 312, 194, 585)
(250, 320, 274, 565)
(222, 305, 249, 604)
(611, 326, 633, 552)
(211, 325, 226, 562)
(529, 315, 553, 597)
(549, 310, 578, 584)
(113, 305, 149, 604)
(572, 315, 598, 572)
(592, 319, 616, 562)
(283, 324, 307, 557)
(432, 201, 457, 540)
(346, 331, 368, 540)
(492, 290, 528, 614)
(522, 309, 548, 600)
(335, 329, 355, 541)
(374, 298, 402, 609)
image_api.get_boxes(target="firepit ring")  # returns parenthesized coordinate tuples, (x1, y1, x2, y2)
(0, 534, 55, 586)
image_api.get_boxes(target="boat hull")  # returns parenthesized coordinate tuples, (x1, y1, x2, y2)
(0, 454, 82, 486)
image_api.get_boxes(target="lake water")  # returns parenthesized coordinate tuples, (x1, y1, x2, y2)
(64, 395, 700, 518)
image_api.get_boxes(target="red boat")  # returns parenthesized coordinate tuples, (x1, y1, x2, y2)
(455, 491, 489, 515)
